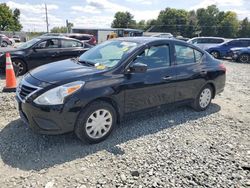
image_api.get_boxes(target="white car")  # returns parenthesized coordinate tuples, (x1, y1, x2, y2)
(151, 33, 173, 38)
(188, 37, 225, 50)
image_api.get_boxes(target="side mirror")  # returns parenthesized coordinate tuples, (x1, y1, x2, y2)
(128, 62, 147, 73)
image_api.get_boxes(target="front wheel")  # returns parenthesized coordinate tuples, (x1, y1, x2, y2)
(75, 101, 117, 144)
(192, 85, 213, 111)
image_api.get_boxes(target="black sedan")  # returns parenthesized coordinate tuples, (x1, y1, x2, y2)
(16, 37, 226, 144)
(0, 36, 90, 75)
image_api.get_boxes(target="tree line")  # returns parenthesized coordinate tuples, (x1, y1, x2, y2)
(0, 3, 22, 31)
(111, 5, 250, 38)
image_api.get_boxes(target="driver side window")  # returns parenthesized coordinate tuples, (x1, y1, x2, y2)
(133, 45, 170, 69)
(36, 41, 47, 49)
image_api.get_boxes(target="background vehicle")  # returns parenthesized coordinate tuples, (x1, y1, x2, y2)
(230, 47, 250, 63)
(0, 34, 13, 47)
(206, 38, 250, 59)
(151, 33, 174, 38)
(65, 33, 97, 45)
(16, 37, 226, 144)
(12, 35, 21, 43)
(0, 36, 90, 75)
(188, 37, 225, 50)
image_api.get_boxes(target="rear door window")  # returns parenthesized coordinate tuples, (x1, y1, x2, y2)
(61, 40, 82, 48)
(175, 44, 203, 64)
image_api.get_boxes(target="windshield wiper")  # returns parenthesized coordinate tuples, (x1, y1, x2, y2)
(72, 58, 96, 67)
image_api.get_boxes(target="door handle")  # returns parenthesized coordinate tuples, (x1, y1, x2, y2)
(162, 76, 173, 80)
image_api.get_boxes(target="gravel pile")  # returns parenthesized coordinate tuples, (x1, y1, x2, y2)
(0, 61, 249, 188)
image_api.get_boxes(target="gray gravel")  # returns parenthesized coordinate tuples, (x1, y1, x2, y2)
(0, 61, 249, 188)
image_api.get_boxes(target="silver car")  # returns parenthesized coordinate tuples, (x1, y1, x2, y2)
(188, 37, 225, 50)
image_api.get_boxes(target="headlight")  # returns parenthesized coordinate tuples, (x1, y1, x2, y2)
(34, 81, 85, 105)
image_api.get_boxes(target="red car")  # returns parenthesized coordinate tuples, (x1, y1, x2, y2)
(66, 33, 97, 45)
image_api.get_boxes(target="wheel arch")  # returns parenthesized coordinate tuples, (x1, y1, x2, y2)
(77, 96, 122, 125)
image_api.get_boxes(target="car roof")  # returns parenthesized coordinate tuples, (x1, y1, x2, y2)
(191, 37, 225, 40)
(37, 36, 83, 42)
(115, 37, 183, 44)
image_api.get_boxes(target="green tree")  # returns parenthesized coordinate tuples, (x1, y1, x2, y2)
(0, 3, 22, 31)
(156, 8, 189, 36)
(50, 26, 67, 33)
(238, 18, 250, 37)
(185, 10, 198, 37)
(217, 11, 239, 38)
(196, 5, 220, 36)
(11, 8, 22, 31)
(111, 11, 136, 28)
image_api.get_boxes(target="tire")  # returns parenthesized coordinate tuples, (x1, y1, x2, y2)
(238, 54, 249, 63)
(210, 51, 220, 59)
(75, 101, 117, 144)
(1, 41, 8, 47)
(12, 59, 27, 76)
(192, 85, 213, 111)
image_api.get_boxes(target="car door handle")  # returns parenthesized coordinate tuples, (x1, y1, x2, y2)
(162, 76, 173, 80)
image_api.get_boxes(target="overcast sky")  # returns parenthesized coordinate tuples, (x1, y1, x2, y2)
(2, 0, 250, 32)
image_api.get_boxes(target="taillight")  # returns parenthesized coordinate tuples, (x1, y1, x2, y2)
(219, 63, 226, 72)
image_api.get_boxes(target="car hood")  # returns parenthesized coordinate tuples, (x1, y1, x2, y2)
(0, 48, 24, 54)
(29, 59, 103, 85)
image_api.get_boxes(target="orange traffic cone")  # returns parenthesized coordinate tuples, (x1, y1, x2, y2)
(2, 53, 17, 92)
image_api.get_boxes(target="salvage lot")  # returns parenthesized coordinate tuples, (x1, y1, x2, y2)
(0, 61, 249, 187)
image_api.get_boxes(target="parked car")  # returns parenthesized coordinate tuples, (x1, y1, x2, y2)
(12, 35, 21, 43)
(229, 47, 250, 63)
(16, 37, 226, 143)
(0, 34, 13, 47)
(151, 33, 173, 38)
(66, 33, 97, 45)
(188, 37, 225, 50)
(206, 38, 250, 59)
(175, 36, 190, 42)
(0, 36, 90, 75)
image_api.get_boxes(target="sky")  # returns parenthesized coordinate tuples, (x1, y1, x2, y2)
(1, 0, 250, 32)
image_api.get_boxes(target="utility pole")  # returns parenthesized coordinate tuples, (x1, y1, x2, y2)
(45, 3, 49, 33)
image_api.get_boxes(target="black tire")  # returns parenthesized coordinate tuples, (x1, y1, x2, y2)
(1, 41, 8, 47)
(192, 85, 213, 111)
(12, 59, 27, 76)
(238, 54, 250, 63)
(210, 51, 220, 59)
(75, 101, 117, 144)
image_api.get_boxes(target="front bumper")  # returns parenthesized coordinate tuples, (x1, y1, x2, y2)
(16, 96, 81, 135)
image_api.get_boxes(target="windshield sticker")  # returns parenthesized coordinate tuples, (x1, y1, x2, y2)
(96, 64, 106, 70)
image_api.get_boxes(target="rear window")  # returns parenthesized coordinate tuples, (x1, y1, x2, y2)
(61, 40, 82, 48)
(69, 35, 90, 41)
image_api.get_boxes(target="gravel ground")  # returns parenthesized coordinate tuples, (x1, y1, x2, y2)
(0, 61, 249, 188)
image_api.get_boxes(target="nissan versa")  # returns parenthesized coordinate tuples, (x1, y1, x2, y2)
(16, 37, 226, 144)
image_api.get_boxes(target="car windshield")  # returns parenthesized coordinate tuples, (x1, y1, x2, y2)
(79, 40, 138, 69)
(18, 38, 41, 49)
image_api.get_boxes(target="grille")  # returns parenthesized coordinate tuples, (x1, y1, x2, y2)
(17, 79, 41, 101)
(19, 85, 37, 100)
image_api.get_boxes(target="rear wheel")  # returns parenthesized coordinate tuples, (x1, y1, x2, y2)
(238, 54, 249, 63)
(192, 85, 213, 111)
(210, 51, 220, 59)
(12, 59, 27, 76)
(75, 101, 117, 144)
(1, 41, 8, 47)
